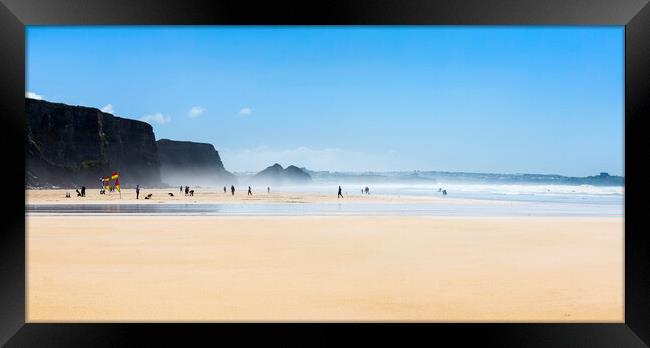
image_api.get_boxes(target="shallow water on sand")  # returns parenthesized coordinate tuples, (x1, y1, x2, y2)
(26, 200, 622, 217)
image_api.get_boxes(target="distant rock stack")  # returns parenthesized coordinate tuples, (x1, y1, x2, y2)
(253, 163, 312, 185)
(284, 165, 312, 182)
(156, 139, 236, 186)
(25, 98, 161, 188)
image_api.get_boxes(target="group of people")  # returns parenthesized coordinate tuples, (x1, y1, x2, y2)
(221, 185, 271, 196)
(224, 185, 236, 195)
(67, 184, 134, 198)
(339, 185, 369, 198)
(66, 186, 86, 198)
(99, 186, 117, 194)
(99, 184, 116, 195)
(180, 185, 195, 196)
(65, 182, 448, 201)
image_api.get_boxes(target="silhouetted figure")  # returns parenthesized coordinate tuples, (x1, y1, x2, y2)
(361, 188, 364, 194)
(338, 186, 343, 199)
(65, 192, 70, 198)
(180, 186, 183, 193)
(442, 189, 447, 196)
(364, 186, 369, 195)
(76, 189, 82, 197)
(185, 186, 189, 196)
(189, 190, 194, 196)
(224, 186, 227, 194)
(168, 192, 174, 197)
(268, 187, 270, 194)
(81, 186, 86, 197)
(136, 185, 140, 199)
(248, 186, 252, 196)
(231, 185, 235, 196)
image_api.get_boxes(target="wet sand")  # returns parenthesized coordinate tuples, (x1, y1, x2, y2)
(27, 215, 623, 322)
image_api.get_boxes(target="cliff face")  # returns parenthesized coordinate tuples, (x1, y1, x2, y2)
(26, 98, 161, 188)
(156, 139, 236, 186)
(253, 163, 312, 185)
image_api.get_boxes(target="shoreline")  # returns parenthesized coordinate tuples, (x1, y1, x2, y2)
(25, 188, 623, 218)
(25, 188, 516, 206)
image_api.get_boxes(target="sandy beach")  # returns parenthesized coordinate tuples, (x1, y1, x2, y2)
(26, 214, 623, 322)
(26, 188, 492, 205)
(24, 25, 625, 325)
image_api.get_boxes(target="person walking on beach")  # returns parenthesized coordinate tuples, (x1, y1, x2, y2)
(185, 186, 189, 196)
(180, 185, 183, 193)
(231, 185, 235, 196)
(136, 185, 140, 199)
(224, 186, 227, 194)
(338, 186, 343, 199)
(248, 186, 253, 196)
(268, 187, 270, 194)
(81, 186, 86, 197)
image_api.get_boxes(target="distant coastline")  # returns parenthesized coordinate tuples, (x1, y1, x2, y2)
(305, 170, 624, 187)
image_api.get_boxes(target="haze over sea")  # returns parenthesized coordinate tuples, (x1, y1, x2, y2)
(236, 170, 623, 203)
(27, 170, 622, 217)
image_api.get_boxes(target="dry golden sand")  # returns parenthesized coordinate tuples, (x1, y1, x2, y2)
(27, 215, 623, 322)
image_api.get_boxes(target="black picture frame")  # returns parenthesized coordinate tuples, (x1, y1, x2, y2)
(1, 0, 649, 346)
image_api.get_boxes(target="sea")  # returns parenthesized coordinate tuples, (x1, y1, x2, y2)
(26, 171, 624, 217)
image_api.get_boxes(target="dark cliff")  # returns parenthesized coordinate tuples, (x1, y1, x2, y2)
(253, 163, 312, 185)
(26, 98, 161, 188)
(156, 139, 236, 186)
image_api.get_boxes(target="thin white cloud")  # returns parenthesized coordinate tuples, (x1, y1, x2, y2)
(238, 107, 253, 116)
(26, 91, 43, 100)
(188, 106, 205, 118)
(141, 112, 171, 124)
(100, 104, 114, 114)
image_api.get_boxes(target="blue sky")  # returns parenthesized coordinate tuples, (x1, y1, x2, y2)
(26, 26, 624, 176)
